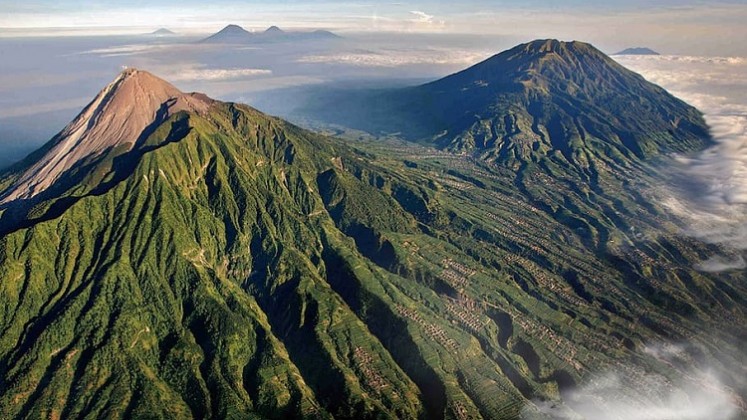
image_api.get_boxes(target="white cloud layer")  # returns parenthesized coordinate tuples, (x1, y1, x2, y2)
(615, 54, 747, 255)
(526, 341, 742, 419)
(79, 44, 170, 57)
(616, 54, 746, 66)
(696, 255, 747, 273)
(167, 67, 272, 82)
(297, 48, 489, 67)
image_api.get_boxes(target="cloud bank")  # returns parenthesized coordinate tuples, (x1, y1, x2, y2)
(79, 44, 171, 57)
(297, 48, 489, 67)
(167, 67, 272, 82)
(526, 341, 743, 420)
(615, 54, 747, 255)
(696, 255, 747, 273)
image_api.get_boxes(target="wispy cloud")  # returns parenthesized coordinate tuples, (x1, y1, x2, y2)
(168, 67, 272, 82)
(409, 10, 434, 23)
(78, 44, 171, 58)
(0, 97, 89, 118)
(408, 10, 445, 29)
(696, 255, 747, 272)
(615, 54, 746, 66)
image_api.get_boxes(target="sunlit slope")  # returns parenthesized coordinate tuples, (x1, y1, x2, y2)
(0, 101, 430, 418)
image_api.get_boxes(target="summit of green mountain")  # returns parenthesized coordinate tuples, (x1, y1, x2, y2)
(300, 39, 710, 169)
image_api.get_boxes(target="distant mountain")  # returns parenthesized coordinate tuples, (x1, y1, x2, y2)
(150, 28, 176, 36)
(299, 39, 709, 170)
(264, 25, 284, 35)
(200, 24, 341, 44)
(308, 29, 343, 40)
(255, 26, 342, 42)
(200, 24, 254, 43)
(614, 47, 660, 55)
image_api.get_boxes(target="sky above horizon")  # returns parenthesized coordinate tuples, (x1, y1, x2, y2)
(1, 0, 746, 55)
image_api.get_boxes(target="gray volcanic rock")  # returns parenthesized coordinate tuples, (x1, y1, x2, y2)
(0, 68, 212, 204)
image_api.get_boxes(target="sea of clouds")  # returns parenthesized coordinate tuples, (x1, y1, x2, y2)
(297, 47, 491, 67)
(526, 340, 744, 419)
(614, 54, 747, 262)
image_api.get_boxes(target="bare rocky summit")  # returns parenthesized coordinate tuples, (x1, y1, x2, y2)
(0, 68, 212, 204)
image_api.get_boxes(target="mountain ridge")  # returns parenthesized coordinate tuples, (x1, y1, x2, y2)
(296, 39, 710, 169)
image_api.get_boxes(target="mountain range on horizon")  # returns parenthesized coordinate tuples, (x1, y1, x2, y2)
(200, 24, 341, 44)
(0, 40, 744, 419)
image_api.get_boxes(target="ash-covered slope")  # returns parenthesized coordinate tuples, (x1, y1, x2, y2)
(0, 68, 745, 419)
(0, 69, 212, 204)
